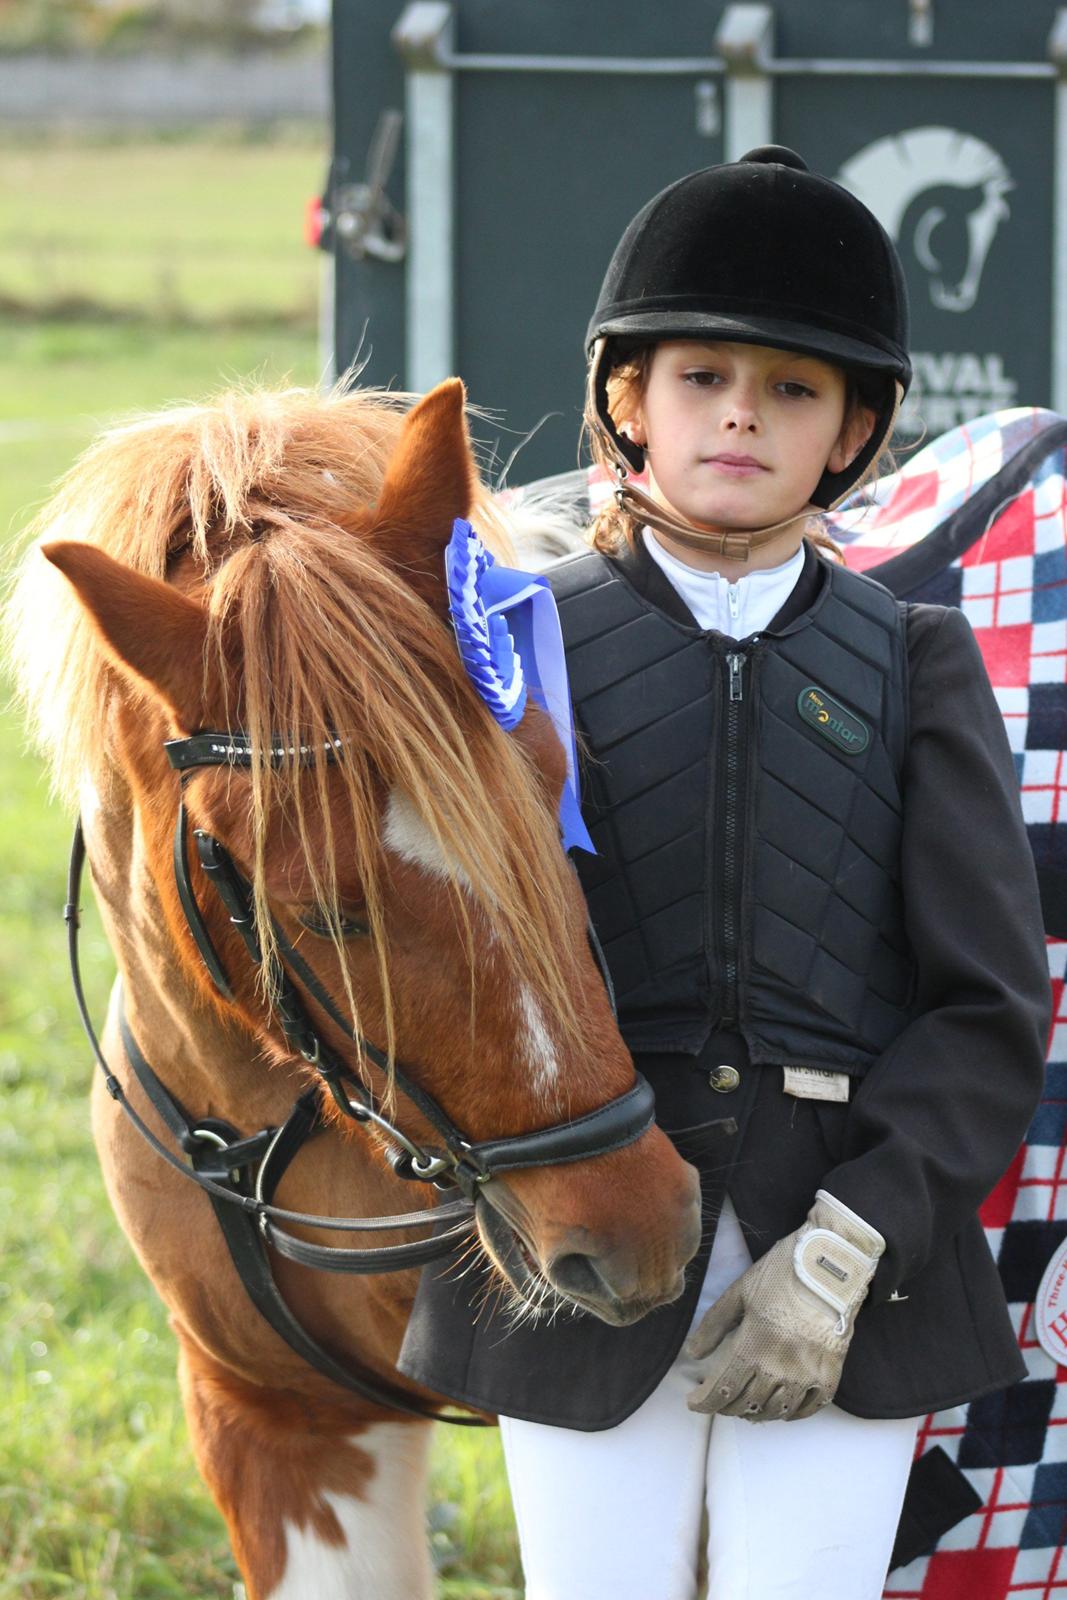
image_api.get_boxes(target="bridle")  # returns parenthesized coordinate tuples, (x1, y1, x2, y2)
(67, 726, 653, 1421)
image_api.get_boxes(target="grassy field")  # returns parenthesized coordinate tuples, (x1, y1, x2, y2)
(0, 133, 521, 1600)
(0, 132, 325, 325)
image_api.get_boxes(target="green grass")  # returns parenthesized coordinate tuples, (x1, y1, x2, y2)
(0, 134, 521, 1600)
(0, 321, 328, 545)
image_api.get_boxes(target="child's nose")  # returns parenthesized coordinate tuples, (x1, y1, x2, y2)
(723, 402, 760, 433)
(722, 382, 761, 433)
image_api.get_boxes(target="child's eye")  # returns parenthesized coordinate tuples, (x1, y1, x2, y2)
(777, 381, 817, 399)
(682, 369, 722, 386)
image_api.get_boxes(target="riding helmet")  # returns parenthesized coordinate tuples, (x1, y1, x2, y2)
(587, 146, 911, 508)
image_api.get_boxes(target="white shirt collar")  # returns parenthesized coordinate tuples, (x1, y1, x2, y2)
(641, 527, 806, 639)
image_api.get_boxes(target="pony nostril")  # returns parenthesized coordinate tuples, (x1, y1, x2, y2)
(548, 1250, 612, 1302)
(548, 1248, 642, 1305)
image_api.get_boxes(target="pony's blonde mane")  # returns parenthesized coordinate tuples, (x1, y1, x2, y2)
(7, 383, 582, 1063)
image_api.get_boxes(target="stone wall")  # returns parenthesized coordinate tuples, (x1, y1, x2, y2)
(0, 48, 328, 124)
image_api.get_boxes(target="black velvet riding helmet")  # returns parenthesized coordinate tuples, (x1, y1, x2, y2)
(587, 146, 911, 509)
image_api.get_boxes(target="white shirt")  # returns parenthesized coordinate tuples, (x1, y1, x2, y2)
(642, 526, 805, 639)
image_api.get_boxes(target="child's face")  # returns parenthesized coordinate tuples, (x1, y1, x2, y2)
(624, 341, 873, 532)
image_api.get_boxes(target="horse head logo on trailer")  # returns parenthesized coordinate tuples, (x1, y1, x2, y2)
(838, 127, 1013, 313)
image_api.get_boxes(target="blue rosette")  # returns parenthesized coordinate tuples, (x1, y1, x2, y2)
(445, 520, 527, 731)
(445, 518, 595, 855)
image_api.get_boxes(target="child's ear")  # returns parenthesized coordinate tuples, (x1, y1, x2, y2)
(828, 404, 877, 474)
(620, 408, 648, 447)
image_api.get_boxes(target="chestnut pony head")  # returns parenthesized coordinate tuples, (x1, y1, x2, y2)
(8, 379, 700, 1325)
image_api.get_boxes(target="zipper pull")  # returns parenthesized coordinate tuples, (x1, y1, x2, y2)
(727, 652, 745, 701)
(727, 581, 741, 623)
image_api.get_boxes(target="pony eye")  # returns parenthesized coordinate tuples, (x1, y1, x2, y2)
(297, 905, 369, 939)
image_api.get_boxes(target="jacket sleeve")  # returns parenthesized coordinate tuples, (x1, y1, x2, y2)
(822, 602, 1051, 1303)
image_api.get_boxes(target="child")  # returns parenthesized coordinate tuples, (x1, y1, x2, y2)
(397, 148, 1052, 1599)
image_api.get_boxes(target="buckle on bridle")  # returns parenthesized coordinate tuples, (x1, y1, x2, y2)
(182, 1117, 261, 1190)
(406, 1151, 456, 1185)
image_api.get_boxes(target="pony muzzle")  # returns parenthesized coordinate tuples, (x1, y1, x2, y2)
(477, 1152, 702, 1326)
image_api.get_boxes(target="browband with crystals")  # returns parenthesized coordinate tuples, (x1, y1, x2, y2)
(165, 732, 345, 772)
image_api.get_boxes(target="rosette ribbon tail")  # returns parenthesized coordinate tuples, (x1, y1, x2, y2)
(446, 519, 595, 856)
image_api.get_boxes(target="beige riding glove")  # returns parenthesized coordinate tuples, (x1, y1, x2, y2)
(685, 1190, 885, 1422)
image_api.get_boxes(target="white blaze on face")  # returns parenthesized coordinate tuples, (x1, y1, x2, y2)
(383, 789, 472, 890)
(518, 983, 561, 1096)
(383, 790, 559, 1095)
(267, 1424, 432, 1600)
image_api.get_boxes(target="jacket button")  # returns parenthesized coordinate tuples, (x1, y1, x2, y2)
(708, 1064, 741, 1093)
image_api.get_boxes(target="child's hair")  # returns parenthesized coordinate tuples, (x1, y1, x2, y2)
(582, 341, 891, 562)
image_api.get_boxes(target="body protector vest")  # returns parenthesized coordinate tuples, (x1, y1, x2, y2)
(549, 548, 916, 1076)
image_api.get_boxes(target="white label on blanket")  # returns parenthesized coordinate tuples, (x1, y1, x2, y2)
(782, 1067, 850, 1103)
(1036, 1237, 1067, 1368)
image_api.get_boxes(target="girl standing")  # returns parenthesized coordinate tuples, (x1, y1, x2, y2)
(398, 146, 1051, 1599)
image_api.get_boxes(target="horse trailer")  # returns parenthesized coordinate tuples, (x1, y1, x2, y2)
(322, 0, 1067, 483)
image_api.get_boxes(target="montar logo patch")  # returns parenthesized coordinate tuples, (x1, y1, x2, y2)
(796, 686, 870, 755)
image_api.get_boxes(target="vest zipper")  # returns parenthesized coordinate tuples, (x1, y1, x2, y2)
(720, 647, 750, 1028)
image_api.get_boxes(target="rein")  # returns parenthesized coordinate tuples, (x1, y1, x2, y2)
(67, 728, 649, 1420)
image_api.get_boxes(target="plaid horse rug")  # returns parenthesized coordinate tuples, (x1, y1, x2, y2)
(832, 409, 1067, 1599)
(510, 406, 1067, 1594)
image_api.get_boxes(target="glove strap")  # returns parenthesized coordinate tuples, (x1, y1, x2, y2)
(794, 1230, 878, 1330)
(794, 1191, 886, 1333)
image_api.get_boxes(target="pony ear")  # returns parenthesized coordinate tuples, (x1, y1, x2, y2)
(370, 378, 476, 608)
(41, 541, 213, 726)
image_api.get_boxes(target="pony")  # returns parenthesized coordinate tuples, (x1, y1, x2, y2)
(6, 378, 701, 1600)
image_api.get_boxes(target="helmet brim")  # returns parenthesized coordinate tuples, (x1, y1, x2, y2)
(590, 310, 910, 385)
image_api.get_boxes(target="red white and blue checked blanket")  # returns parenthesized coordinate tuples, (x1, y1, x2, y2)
(832, 409, 1067, 1599)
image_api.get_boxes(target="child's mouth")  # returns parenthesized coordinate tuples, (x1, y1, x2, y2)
(704, 454, 768, 477)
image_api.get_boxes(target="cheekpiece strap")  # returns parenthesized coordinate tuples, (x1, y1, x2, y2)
(445, 518, 595, 856)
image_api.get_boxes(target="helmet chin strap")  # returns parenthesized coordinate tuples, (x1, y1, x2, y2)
(615, 473, 818, 564)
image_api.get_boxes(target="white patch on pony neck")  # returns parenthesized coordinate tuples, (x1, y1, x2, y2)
(383, 789, 472, 890)
(518, 983, 561, 1094)
(267, 1424, 432, 1600)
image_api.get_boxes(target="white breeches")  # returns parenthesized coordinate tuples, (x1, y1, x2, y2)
(500, 1198, 920, 1600)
